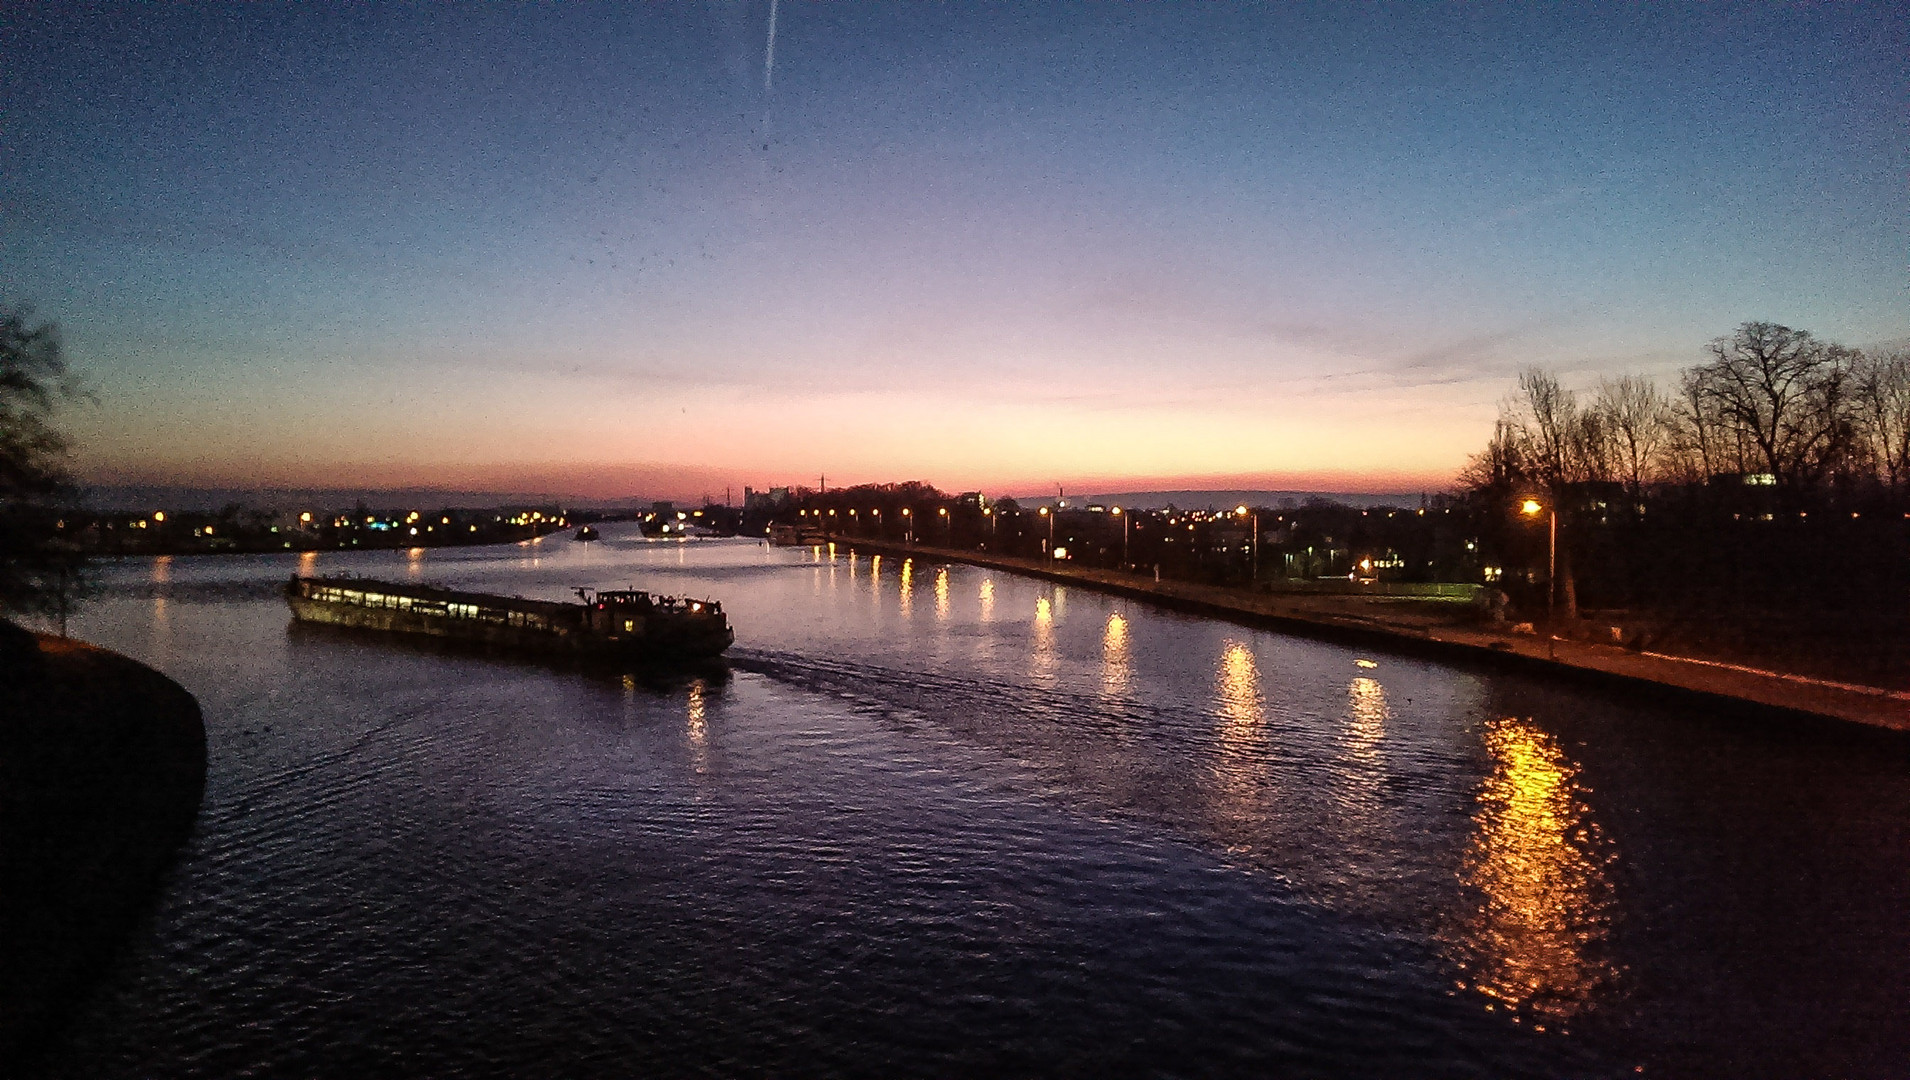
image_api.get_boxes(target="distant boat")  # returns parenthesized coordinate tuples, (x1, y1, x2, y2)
(574, 526, 599, 542)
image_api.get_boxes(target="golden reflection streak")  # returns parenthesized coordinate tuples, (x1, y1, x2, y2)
(1102, 612, 1130, 698)
(1447, 715, 1617, 1027)
(1346, 676, 1386, 764)
(686, 678, 709, 773)
(899, 559, 913, 618)
(1216, 641, 1265, 738)
(870, 555, 882, 611)
(1322, 675, 1393, 862)
(1030, 595, 1056, 682)
(1206, 641, 1270, 857)
(978, 577, 994, 621)
(934, 566, 950, 622)
(149, 555, 175, 663)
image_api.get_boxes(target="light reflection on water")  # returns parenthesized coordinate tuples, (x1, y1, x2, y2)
(1446, 715, 1617, 1028)
(1209, 641, 1271, 855)
(1101, 612, 1130, 698)
(34, 531, 1910, 1078)
(1030, 594, 1056, 683)
(687, 678, 709, 773)
(1346, 675, 1387, 761)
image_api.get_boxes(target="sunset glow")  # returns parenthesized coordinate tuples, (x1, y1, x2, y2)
(4, 4, 1901, 501)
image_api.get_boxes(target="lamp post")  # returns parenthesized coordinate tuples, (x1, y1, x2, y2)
(1235, 505, 1258, 583)
(1520, 497, 1557, 656)
(1112, 506, 1129, 568)
(902, 507, 912, 544)
(1039, 505, 1054, 555)
(938, 505, 949, 545)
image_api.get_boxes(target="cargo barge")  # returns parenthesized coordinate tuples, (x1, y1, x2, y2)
(286, 576, 733, 661)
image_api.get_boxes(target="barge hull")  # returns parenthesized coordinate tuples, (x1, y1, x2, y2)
(285, 578, 732, 661)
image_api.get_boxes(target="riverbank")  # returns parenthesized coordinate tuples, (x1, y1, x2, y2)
(77, 520, 573, 558)
(838, 538, 1910, 733)
(1, 622, 207, 1067)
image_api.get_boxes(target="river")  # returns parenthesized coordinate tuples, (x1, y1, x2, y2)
(28, 526, 1910, 1077)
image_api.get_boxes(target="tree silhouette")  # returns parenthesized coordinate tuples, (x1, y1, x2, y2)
(0, 306, 88, 626)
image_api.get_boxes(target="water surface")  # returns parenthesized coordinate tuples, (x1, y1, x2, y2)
(30, 528, 1910, 1077)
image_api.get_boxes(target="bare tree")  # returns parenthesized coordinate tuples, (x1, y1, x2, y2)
(1854, 348, 1910, 495)
(1464, 369, 1606, 619)
(1457, 417, 1531, 493)
(1593, 375, 1673, 496)
(1515, 368, 1576, 489)
(1687, 322, 1856, 493)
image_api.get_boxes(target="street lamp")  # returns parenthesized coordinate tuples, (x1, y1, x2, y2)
(1235, 505, 1258, 583)
(1039, 505, 1054, 554)
(902, 507, 912, 544)
(938, 505, 950, 545)
(1521, 496, 1557, 654)
(1112, 506, 1129, 568)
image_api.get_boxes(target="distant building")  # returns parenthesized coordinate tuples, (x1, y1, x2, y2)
(743, 487, 791, 513)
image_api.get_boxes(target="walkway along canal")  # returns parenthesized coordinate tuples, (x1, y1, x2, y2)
(841, 538, 1910, 732)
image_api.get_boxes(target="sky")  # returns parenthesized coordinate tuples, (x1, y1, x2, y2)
(3, 2, 1904, 502)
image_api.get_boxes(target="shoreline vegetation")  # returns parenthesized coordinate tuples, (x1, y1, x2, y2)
(839, 537, 1910, 734)
(0, 622, 207, 1067)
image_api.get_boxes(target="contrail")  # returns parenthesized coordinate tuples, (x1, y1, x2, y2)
(764, 0, 778, 93)
(761, 0, 778, 149)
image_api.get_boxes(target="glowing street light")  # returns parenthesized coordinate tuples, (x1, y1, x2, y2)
(1235, 505, 1258, 582)
(1112, 506, 1129, 567)
(1039, 505, 1055, 553)
(1521, 496, 1558, 654)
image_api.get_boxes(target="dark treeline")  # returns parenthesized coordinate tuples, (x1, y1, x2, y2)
(780, 483, 1489, 594)
(771, 323, 1907, 685)
(1459, 321, 1909, 680)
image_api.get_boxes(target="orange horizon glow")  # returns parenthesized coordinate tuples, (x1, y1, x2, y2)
(77, 456, 1463, 503)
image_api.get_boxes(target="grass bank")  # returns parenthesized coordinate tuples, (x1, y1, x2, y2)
(1, 622, 207, 1068)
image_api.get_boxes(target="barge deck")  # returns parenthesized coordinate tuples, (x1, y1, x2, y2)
(286, 576, 733, 661)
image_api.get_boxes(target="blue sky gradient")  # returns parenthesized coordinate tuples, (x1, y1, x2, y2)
(4, 2, 1903, 499)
